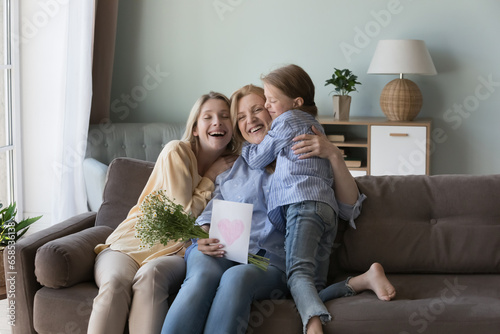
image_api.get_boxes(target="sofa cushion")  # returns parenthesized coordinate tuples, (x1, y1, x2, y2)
(339, 174, 500, 274)
(83, 157, 108, 212)
(34, 283, 98, 334)
(322, 274, 500, 334)
(86, 122, 185, 165)
(246, 274, 500, 334)
(35, 226, 113, 288)
(95, 157, 154, 229)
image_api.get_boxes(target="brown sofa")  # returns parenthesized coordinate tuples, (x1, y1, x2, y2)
(8, 157, 500, 334)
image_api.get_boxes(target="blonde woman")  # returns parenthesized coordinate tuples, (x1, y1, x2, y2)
(88, 92, 239, 334)
(161, 85, 393, 334)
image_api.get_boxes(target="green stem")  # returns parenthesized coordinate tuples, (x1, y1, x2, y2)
(248, 253, 270, 271)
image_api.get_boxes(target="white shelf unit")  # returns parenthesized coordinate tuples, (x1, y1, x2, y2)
(318, 117, 431, 176)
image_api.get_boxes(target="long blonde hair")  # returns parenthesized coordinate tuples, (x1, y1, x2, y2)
(181, 92, 240, 155)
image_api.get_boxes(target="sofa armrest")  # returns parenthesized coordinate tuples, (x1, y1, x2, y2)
(6, 212, 96, 334)
(83, 158, 108, 212)
(35, 225, 113, 288)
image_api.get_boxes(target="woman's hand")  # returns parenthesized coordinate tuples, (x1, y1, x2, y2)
(204, 154, 238, 182)
(197, 238, 225, 257)
(292, 126, 344, 163)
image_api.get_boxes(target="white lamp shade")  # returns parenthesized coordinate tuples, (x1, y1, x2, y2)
(367, 39, 437, 75)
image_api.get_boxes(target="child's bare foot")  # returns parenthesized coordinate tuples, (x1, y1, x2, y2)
(348, 263, 396, 301)
(306, 316, 323, 334)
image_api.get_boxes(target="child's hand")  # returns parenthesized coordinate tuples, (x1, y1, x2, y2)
(197, 238, 225, 257)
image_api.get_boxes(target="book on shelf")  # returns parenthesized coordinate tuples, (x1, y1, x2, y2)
(344, 159, 362, 168)
(327, 134, 345, 142)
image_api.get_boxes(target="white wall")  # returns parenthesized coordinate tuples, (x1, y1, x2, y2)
(111, 0, 500, 175)
(18, 0, 500, 225)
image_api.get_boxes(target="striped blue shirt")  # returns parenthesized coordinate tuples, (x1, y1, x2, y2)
(241, 109, 338, 232)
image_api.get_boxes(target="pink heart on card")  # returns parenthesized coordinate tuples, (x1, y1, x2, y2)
(217, 219, 244, 246)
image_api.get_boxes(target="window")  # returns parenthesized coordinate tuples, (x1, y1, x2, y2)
(0, 0, 21, 208)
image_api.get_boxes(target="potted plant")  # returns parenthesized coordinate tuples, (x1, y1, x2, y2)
(0, 202, 42, 287)
(325, 68, 362, 120)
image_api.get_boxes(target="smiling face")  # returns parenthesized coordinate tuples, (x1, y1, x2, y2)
(263, 83, 297, 120)
(237, 93, 272, 145)
(193, 98, 233, 155)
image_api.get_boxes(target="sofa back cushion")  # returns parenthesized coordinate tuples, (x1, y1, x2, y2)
(86, 122, 185, 165)
(338, 174, 500, 274)
(95, 157, 154, 229)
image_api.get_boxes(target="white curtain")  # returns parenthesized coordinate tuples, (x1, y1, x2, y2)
(52, 0, 96, 223)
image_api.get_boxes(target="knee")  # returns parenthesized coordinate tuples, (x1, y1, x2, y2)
(94, 275, 133, 312)
(100, 272, 132, 294)
(218, 266, 255, 296)
(186, 268, 221, 289)
(134, 257, 186, 293)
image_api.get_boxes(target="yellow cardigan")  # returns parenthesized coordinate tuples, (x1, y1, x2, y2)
(94, 140, 214, 265)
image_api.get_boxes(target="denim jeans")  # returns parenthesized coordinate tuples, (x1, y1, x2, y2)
(319, 277, 356, 302)
(284, 201, 337, 332)
(161, 246, 288, 334)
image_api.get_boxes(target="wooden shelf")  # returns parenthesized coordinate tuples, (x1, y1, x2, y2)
(320, 116, 432, 176)
(331, 138, 368, 148)
(347, 167, 368, 171)
(318, 116, 432, 126)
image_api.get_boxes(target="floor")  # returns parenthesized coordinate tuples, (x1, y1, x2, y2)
(0, 298, 10, 334)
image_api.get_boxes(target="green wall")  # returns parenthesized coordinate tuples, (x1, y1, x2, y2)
(110, 0, 500, 175)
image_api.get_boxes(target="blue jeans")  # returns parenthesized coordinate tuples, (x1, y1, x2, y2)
(319, 277, 356, 302)
(161, 246, 289, 334)
(284, 201, 337, 332)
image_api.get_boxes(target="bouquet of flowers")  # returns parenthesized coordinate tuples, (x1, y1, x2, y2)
(135, 190, 269, 270)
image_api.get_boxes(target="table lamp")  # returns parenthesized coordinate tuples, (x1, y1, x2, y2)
(367, 39, 437, 121)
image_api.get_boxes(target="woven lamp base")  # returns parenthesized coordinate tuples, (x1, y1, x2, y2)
(380, 78, 423, 121)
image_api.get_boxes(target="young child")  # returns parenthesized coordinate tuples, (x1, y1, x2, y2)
(240, 64, 339, 334)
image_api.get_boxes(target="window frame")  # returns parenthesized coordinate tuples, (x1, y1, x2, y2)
(1, 0, 22, 214)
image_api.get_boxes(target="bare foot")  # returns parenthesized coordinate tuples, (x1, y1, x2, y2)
(348, 263, 396, 301)
(306, 316, 323, 334)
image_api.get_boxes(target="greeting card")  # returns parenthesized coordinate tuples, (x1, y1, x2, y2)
(209, 199, 253, 264)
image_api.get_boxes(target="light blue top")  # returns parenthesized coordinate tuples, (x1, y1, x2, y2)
(241, 110, 339, 232)
(196, 156, 287, 271)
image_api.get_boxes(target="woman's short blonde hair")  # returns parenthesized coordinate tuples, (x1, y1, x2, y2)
(182, 91, 240, 155)
(229, 84, 266, 146)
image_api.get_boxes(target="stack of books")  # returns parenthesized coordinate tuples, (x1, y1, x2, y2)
(327, 134, 362, 168)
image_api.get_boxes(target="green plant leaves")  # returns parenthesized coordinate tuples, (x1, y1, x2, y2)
(15, 215, 43, 232)
(325, 68, 362, 96)
(0, 202, 42, 247)
(0, 202, 16, 223)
